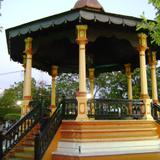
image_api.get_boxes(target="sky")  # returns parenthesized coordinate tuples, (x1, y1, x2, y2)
(0, 0, 157, 91)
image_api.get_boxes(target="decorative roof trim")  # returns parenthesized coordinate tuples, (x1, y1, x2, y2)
(6, 9, 143, 39)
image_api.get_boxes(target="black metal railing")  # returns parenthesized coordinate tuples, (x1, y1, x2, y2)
(61, 99, 144, 120)
(151, 103, 160, 121)
(34, 101, 64, 160)
(63, 99, 77, 120)
(0, 106, 40, 159)
(88, 99, 144, 119)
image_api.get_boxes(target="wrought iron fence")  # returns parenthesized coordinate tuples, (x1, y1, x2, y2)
(88, 99, 145, 119)
(62, 99, 145, 120)
(63, 99, 77, 120)
(34, 102, 64, 160)
(151, 103, 160, 122)
(0, 106, 40, 159)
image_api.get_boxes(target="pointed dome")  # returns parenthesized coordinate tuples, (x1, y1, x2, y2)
(73, 0, 104, 12)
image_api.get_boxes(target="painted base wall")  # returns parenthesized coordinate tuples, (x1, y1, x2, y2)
(53, 152, 160, 160)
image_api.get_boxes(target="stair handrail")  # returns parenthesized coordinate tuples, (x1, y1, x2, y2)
(34, 100, 64, 160)
(151, 103, 160, 121)
(0, 106, 41, 159)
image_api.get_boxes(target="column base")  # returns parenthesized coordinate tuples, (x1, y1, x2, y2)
(50, 105, 56, 114)
(153, 99, 159, 104)
(76, 92, 89, 121)
(21, 98, 32, 117)
(140, 94, 150, 99)
(21, 105, 30, 117)
(142, 98, 153, 120)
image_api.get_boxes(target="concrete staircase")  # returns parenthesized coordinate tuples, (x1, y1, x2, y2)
(53, 120, 160, 160)
(4, 124, 40, 160)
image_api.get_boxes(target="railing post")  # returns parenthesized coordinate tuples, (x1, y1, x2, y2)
(0, 131, 3, 159)
(35, 134, 40, 160)
(61, 96, 66, 119)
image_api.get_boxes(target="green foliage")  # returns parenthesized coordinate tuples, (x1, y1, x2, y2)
(0, 81, 23, 108)
(95, 72, 127, 99)
(137, 0, 160, 45)
(4, 113, 21, 121)
(0, 78, 51, 121)
(149, 0, 160, 9)
(56, 73, 79, 99)
(132, 69, 141, 99)
(0, 107, 21, 121)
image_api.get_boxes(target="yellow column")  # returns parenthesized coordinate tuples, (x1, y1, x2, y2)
(76, 25, 88, 121)
(124, 64, 133, 100)
(89, 68, 95, 98)
(148, 51, 158, 103)
(124, 64, 132, 115)
(89, 68, 95, 117)
(138, 33, 152, 120)
(22, 37, 33, 116)
(21, 55, 26, 116)
(51, 65, 58, 113)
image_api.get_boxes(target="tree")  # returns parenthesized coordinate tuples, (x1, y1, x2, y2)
(56, 73, 79, 99)
(0, 81, 23, 108)
(0, 78, 51, 121)
(0, 81, 23, 122)
(137, 0, 160, 45)
(95, 72, 127, 99)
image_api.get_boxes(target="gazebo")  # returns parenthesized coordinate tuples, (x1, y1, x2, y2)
(2, 0, 160, 160)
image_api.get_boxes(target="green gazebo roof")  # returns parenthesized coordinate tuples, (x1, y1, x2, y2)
(6, 1, 152, 75)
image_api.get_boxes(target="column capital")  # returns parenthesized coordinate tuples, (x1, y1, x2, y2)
(124, 63, 132, 76)
(24, 37, 33, 55)
(51, 65, 58, 78)
(89, 68, 95, 81)
(76, 25, 88, 44)
(148, 51, 157, 66)
(22, 54, 27, 69)
(137, 33, 148, 52)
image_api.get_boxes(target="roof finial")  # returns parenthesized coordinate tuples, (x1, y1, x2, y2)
(73, 0, 104, 12)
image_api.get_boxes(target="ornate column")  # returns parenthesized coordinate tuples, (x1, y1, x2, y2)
(148, 51, 158, 103)
(89, 68, 95, 117)
(124, 64, 133, 100)
(124, 64, 132, 115)
(89, 68, 95, 98)
(22, 37, 33, 116)
(76, 25, 88, 120)
(138, 33, 152, 120)
(21, 55, 26, 116)
(51, 65, 58, 113)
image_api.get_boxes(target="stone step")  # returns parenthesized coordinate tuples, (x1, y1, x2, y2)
(13, 146, 34, 152)
(61, 130, 158, 140)
(61, 135, 159, 142)
(8, 158, 30, 160)
(61, 120, 158, 141)
(53, 152, 160, 160)
(54, 139, 160, 157)
(61, 120, 156, 130)
(53, 120, 160, 159)
(61, 126, 157, 131)
(14, 151, 34, 159)
(20, 140, 34, 146)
